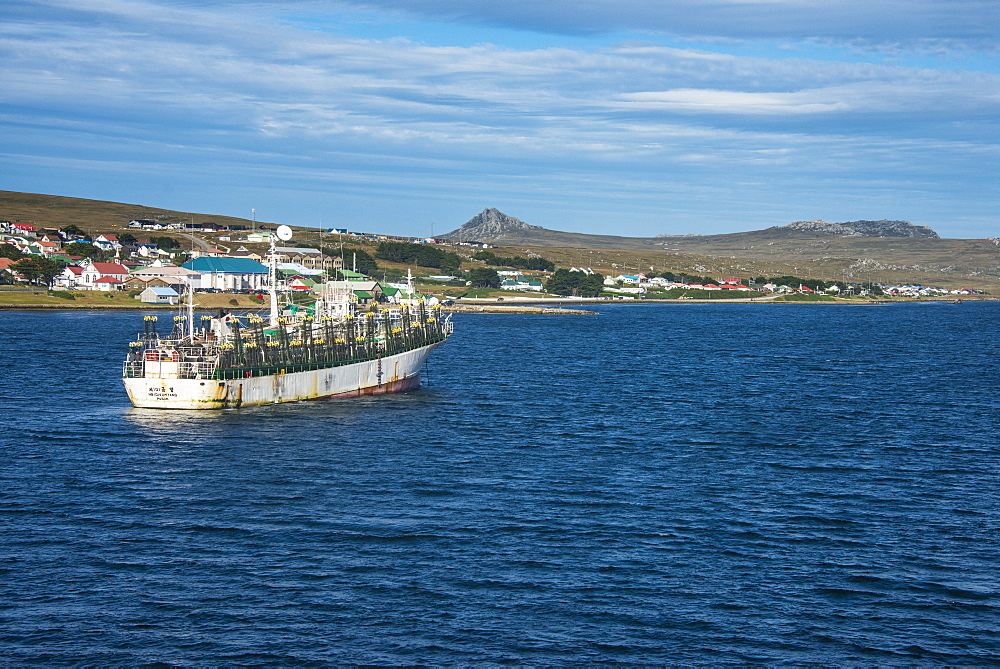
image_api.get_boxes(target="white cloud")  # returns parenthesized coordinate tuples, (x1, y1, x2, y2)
(329, 0, 1000, 49)
(619, 89, 849, 114)
(0, 0, 996, 236)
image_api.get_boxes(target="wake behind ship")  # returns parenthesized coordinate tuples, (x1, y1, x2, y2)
(122, 226, 451, 409)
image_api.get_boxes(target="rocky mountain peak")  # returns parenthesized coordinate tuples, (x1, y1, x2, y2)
(442, 208, 542, 240)
(779, 219, 939, 238)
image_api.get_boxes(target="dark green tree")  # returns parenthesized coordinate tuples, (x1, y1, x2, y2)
(329, 247, 379, 277)
(118, 232, 138, 245)
(544, 269, 605, 297)
(63, 241, 106, 259)
(375, 241, 461, 273)
(13, 257, 64, 286)
(472, 250, 555, 271)
(0, 244, 26, 260)
(468, 267, 501, 288)
(149, 235, 181, 250)
(578, 273, 606, 297)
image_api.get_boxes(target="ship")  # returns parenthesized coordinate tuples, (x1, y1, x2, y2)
(122, 226, 452, 409)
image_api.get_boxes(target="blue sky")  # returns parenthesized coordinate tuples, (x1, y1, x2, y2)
(2, 0, 997, 238)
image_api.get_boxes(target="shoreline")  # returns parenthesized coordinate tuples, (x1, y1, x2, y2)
(0, 294, 990, 314)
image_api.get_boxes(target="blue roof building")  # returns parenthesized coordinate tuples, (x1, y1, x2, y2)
(182, 257, 268, 274)
(182, 257, 269, 291)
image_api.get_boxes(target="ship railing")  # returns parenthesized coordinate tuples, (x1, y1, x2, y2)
(122, 360, 217, 379)
(123, 361, 144, 378)
(179, 361, 217, 379)
(213, 335, 447, 380)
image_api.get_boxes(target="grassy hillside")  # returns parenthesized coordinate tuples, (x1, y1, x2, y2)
(0, 190, 261, 233)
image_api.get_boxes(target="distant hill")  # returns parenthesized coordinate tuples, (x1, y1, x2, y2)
(450, 208, 543, 239)
(445, 209, 941, 244)
(774, 219, 939, 239)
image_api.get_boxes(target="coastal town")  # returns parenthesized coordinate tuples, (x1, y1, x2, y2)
(0, 218, 989, 306)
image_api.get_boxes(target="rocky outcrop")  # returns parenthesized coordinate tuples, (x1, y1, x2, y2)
(441, 208, 542, 240)
(778, 219, 939, 238)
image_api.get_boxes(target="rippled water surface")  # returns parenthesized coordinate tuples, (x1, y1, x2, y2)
(2, 303, 999, 664)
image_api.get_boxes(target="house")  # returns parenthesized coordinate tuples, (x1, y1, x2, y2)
(140, 286, 180, 304)
(123, 275, 173, 291)
(229, 247, 264, 262)
(54, 265, 85, 289)
(0, 257, 21, 283)
(34, 240, 61, 257)
(181, 257, 269, 291)
(133, 243, 159, 258)
(130, 264, 201, 291)
(288, 277, 317, 292)
(317, 279, 385, 304)
(79, 260, 131, 289)
(93, 234, 120, 251)
(274, 247, 334, 270)
(500, 275, 544, 292)
(93, 276, 124, 291)
(336, 269, 369, 281)
(10, 223, 37, 237)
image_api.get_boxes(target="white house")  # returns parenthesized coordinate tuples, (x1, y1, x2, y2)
(140, 286, 180, 304)
(93, 276, 125, 291)
(54, 265, 85, 289)
(79, 260, 131, 289)
(93, 234, 121, 252)
(500, 275, 544, 291)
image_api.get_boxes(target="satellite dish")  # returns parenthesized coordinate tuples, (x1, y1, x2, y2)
(276, 225, 293, 242)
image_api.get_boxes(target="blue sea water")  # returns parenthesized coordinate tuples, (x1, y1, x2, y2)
(1, 302, 998, 665)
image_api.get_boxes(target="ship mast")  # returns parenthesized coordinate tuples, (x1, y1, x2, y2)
(187, 275, 195, 339)
(268, 233, 279, 326)
(269, 225, 294, 326)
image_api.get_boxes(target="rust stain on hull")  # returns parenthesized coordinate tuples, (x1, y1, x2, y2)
(314, 374, 422, 400)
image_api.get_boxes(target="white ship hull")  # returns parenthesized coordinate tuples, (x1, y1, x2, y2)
(124, 342, 440, 409)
